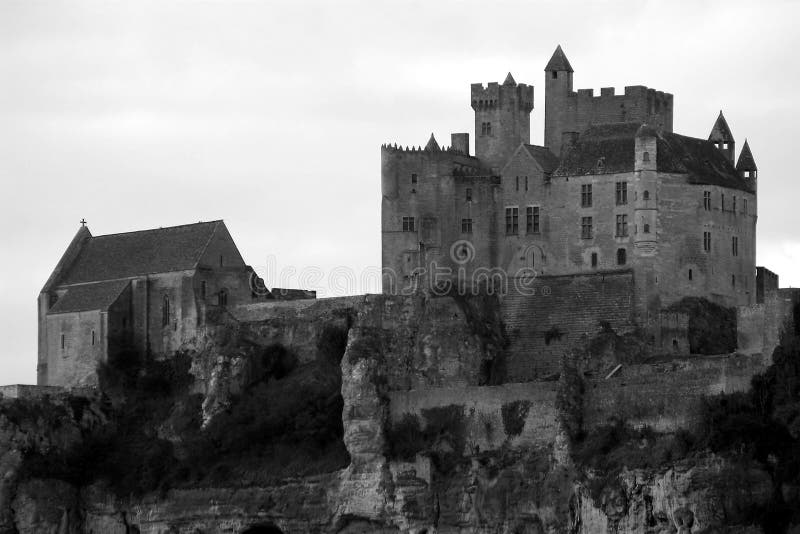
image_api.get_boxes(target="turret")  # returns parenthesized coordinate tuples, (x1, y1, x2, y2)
(471, 72, 533, 172)
(544, 45, 574, 155)
(708, 111, 735, 165)
(736, 139, 758, 191)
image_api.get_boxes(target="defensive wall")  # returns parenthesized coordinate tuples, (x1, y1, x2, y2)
(737, 288, 800, 360)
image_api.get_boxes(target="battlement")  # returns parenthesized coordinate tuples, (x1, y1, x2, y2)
(569, 85, 672, 111)
(380, 142, 469, 155)
(470, 80, 534, 112)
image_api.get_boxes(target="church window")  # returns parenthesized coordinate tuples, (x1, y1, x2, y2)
(162, 295, 170, 327)
(581, 217, 593, 239)
(642, 151, 650, 162)
(402, 217, 416, 232)
(703, 231, 711, 252)
(581, 184, 592, 207)
(411, 173, 417, 185)
(591, 252, 598, 268)
(615, 182, 628, 205)
(218, 289, 228, 307)
(527, 206, 540, 233)
(461, 218, 473, 233)
(505, 207, 519, 235)
(615, 214, 629, 237)
(617, 248, 627, 265)
(703, 191, 711, 210)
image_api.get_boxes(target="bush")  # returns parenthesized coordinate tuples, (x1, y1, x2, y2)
(501, 400, 532, 437)
(666, 297, 736, 354)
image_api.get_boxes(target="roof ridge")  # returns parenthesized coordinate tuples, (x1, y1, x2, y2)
(92, 220, 223, 239)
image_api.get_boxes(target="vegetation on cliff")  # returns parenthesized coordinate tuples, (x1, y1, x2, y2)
(667, 296, 737, 354)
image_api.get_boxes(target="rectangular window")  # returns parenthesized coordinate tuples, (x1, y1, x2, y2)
(591, 252, 598, 267)
(525, 176, 529, 191)
(581, 217, 593, 239)
(461, 218, 473, 233)
(402, 216, 416, 232)
(703, 231, 711, 252)
(581, 184, 592, 207)
(721, 194, 725, 211)
(91, 330, 96, 346)
(732, 236, 739, 256)
(615, 182, 628, 205)
(481, 122, 492, 135)
(60, 334, 65, 350)
(743, 198, 748, 214)
(526, 206, 540, 233)
(411, 173, 417, 185)
(703, 191, 711, 211)
(733, 196, 737, 212)
(515, 176, 519, 191)
(615, 214, 629, 237)
(466, 188, 472, 201)
(505, 207, 519, 235)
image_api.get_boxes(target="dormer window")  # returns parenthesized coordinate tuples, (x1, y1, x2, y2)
(744, 171, 750, 178)
(723, 142, 729, 150)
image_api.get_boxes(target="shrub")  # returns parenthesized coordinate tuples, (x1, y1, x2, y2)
(666, 297, 736, 354)
(501, 400, 532, 437)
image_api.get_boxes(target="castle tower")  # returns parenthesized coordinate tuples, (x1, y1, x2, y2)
(736, 139, 758, 205)
(471, 72, 533, 172)
(544, 45, 574, 155)
(708, 111, 735, 165)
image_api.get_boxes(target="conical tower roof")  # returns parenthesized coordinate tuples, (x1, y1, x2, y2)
(736, 139, 757, 171)
(545, 45, 573, 73)
(425, 133, 440, 152)
(503, 72, 516, 86)
(709, 110, 735, 143)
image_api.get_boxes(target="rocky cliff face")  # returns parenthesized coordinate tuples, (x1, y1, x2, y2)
(1, 294, 798, 533)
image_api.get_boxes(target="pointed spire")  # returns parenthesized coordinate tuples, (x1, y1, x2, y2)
(708, 110, 734, 143)
(503, 72, 516, 86)
(736, 139, 758, 172)
(425, 133, 440, 152)
(545, 45, 573, 73)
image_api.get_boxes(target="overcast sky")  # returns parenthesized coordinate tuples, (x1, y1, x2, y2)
(1, 0, 798, 384)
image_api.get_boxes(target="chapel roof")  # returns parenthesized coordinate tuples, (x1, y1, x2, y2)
(59, 221, 224, 285)
(48, 279, 130, 314)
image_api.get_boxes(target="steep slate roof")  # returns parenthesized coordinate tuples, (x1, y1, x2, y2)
(425, 133, 440, 151)
(60, 221, 223, 285)
(524, 144, 560, 173)
(555, 122, 640, 176)
(554, 122, 753, 193)
(736, 140, 757, 171)
(48, 279, 130, 314)
(545, 45, 573, 73)
(503, 72, 516, 85)
(708, 111, 735, 142)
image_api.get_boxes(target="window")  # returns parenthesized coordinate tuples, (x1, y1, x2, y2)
(643, 190, 650, 201)
(581, 184, 592, 207)
(732, 236, 739, 256)
(525, 176, 529, 191)
(723, 142, 729, 150)
(461, 218, 473, 233)
(733, 196, 737, 212)
(218, 289, 228, 307)
(526, 206, 540, 233)
(505, 207, 519, 235)
(551, 71, 558, 79)
(615, 182, 628, 205)
(201, 280, 207, 300)
(544, 173, 552, 185)
(481, 122, 492, 136)
(703, 191, 711, 210)
(581, 217, 593, 239)
(466, 188, 472, 201)
(615, 214, 629, 237)
(642, 151, 650, 162)
(721, 194, 725, 211)
(744, 171, 750, 178)
(689, 269, 693, 281)
(617, 248, 627, 265)
(591, 252, 598, 267)
(643, 223, 651, 233)
(60, 334, 65, 350)
(162, 295, 170, 326)
(219, 255, 224, 267)
(91, 330, 96, 346)
(402, 217, 416, 232)
(515, 176, 519, 191)
(743, 198, 748, 214)
(703, 231, 711, 252)
(731, 274, 736, 287)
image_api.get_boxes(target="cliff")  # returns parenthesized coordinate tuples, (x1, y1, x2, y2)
(1, 294, 799, 533)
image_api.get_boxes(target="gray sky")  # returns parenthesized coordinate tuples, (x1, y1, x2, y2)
(1, 0, 798, 385)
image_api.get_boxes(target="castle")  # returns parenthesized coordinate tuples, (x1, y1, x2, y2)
(381, 46, 770, 376)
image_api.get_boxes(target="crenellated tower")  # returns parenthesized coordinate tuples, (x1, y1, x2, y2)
(471, 72, 534, 172)
(709, 111, 736, 165)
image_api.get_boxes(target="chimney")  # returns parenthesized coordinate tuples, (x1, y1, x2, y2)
(451, 133, 469, 156)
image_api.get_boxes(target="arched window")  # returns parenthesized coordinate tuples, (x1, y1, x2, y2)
(218, 289, 228, 307)
(162, 295, 170, 326)
(642, 151, 650, 162)
(643, 190, 650, 201)
(616, 248, 627, 265)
